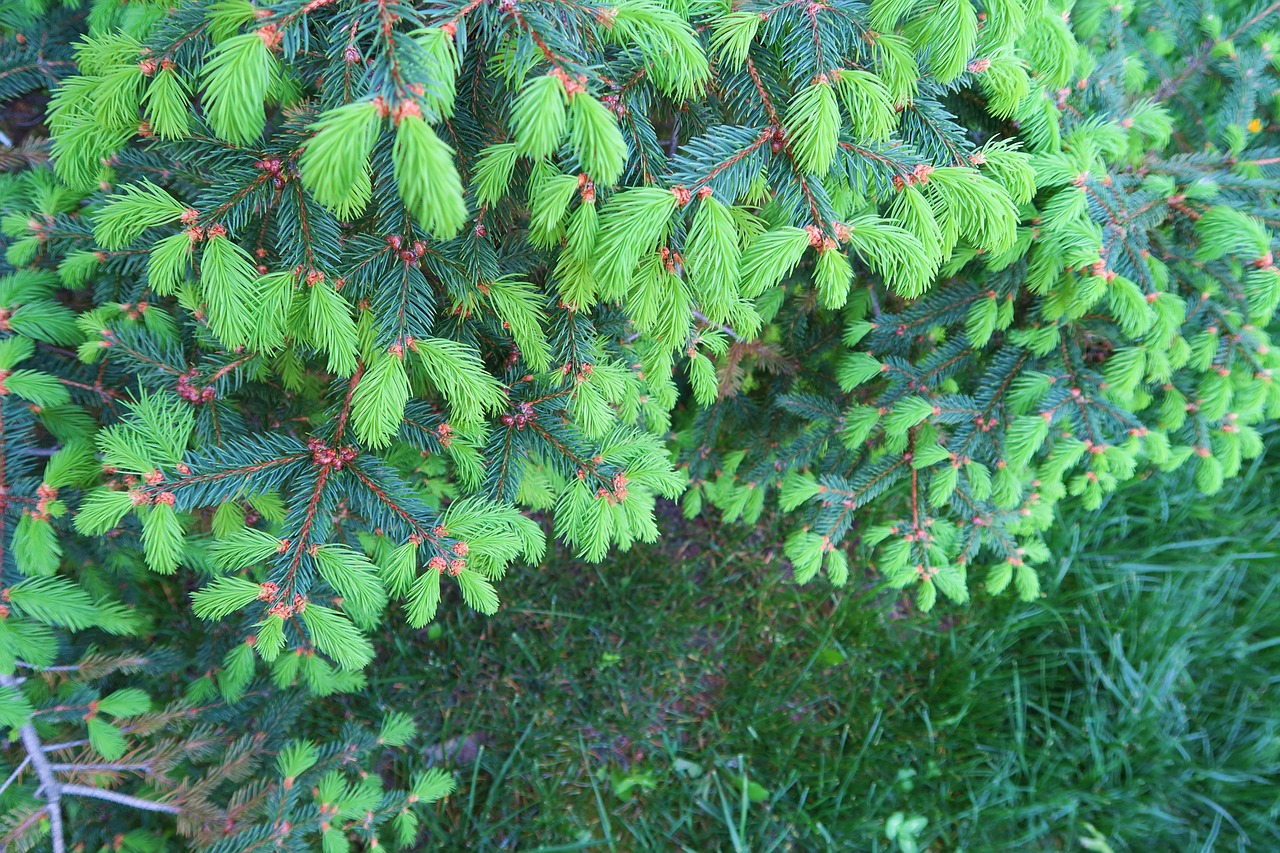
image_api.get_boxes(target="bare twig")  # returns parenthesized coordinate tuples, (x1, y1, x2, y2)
(59, 784, 180, 814)
(0, 756, 31, 798)
(0, 675, 179, 852)
(691, 310, 745, 343)
(15, 447, 61, 458)
(41, 740, 90, 752)
(0, 673, 63, 852)
(867, 283, 884, 319)
(49, 763, 152, 773)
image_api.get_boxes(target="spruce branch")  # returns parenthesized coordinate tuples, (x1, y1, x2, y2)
(1153, 1, 1280, 101)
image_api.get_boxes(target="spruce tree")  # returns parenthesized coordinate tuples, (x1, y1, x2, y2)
(0, 0, 1274, 845)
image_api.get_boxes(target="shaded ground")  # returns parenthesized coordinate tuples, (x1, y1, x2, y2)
(345, 456, 1280, 852)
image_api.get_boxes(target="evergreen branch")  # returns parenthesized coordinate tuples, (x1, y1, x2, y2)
(526, 420, 617, 492)
(101, 335, 185, 376)
(156, 454, 312, 495)
(287, 179, 324, 274)
(901, 101, 969, 166)
(346, 464, 442, 547)
(1153, 1, 1280, 101)
(822, 454, 912, 533)
(691, 128, 772, 192)
(0, 138, 51, 172)
(837, 141, 915, 178)
(951, 349, 1032, 461)
(333, 365, 364, 445)
(485, 422, 522, 501)
(507, 9, 578, 75)
(202, 173, 275, 226)
(744, 57, 782, 127)
(0, 404, 8, 569)
(447, 0, 490, 24)
(281, 465, 332, 596)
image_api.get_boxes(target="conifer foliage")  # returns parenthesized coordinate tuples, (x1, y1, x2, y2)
(683, 0, 1280, 610)
(0, 0, 1276, 844)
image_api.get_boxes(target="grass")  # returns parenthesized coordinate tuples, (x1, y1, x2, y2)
(347, 451, 1280, 852)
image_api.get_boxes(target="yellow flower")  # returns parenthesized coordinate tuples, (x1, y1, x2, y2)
(1248, 118, 1263, 133)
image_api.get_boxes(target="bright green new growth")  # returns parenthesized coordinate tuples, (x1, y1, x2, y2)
(787, 80, 842, 175)
(141, 65, 193, 139)
(299, 101, 381, 219)
(512, 74, 567, 160)
(392, 114, 467, 238)
(93, 181, 188, 249)
(0, 0, 1277, 843)
(568, 92, 628, 186)
(201, 32, 278, 145)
